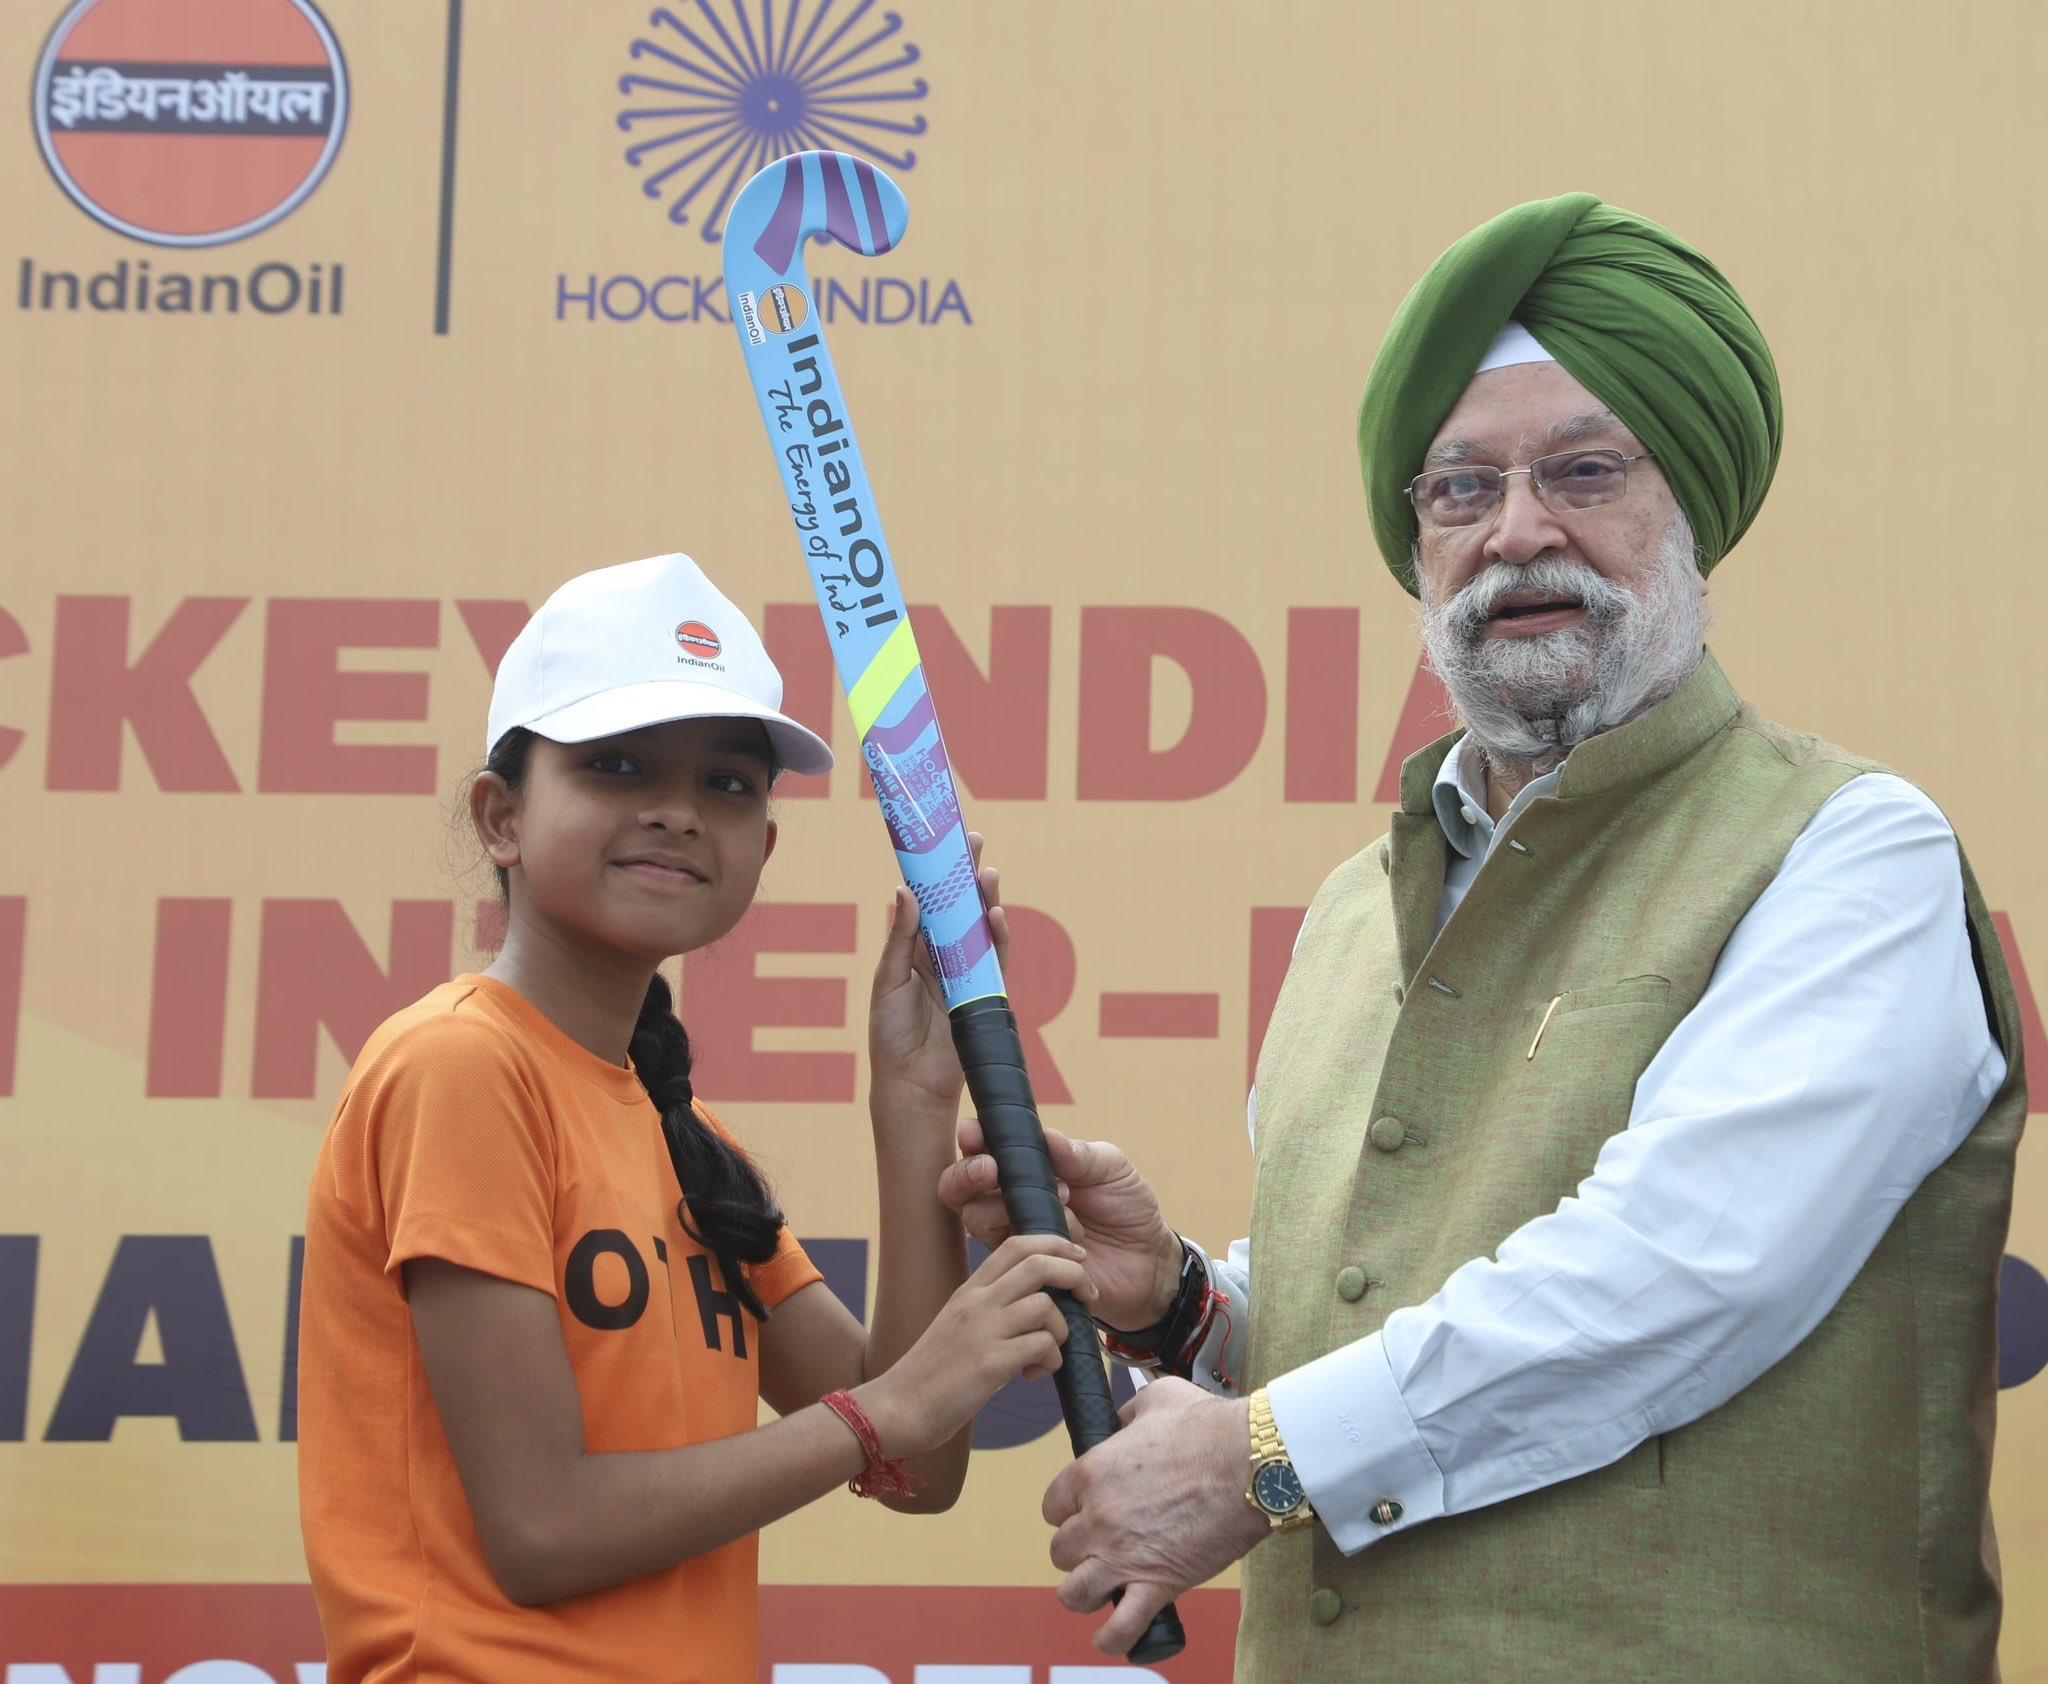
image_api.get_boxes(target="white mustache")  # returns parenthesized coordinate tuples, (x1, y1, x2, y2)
(1416, 514, 1706, 770)
(1441, 558, 1633, 644)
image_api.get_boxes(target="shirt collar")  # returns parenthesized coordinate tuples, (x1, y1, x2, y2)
(1431, 738, 1492, 860)
(1432, 737, 1566, 860)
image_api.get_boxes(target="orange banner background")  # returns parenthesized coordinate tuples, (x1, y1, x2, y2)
(5, 2, 2047, 1679)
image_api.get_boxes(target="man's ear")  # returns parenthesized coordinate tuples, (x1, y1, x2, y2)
(761, 815, 779, 867)
(472, 772, 521, 870)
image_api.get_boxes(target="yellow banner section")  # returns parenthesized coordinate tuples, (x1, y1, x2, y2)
(4, 2, 2047, 1679)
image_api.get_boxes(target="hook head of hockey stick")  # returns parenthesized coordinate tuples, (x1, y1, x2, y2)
(725, 151, 909, 290)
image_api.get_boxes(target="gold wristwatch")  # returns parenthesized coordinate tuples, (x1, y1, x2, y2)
(1246, 1387, 1314, 1533)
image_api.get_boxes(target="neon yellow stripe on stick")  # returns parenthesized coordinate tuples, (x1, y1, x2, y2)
(847, 619, 923, 739)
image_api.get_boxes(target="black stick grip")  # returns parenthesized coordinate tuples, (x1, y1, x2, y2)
(949, 995, 1187, 1667)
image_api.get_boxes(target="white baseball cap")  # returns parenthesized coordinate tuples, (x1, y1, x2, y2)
(486, 553, 834, 775)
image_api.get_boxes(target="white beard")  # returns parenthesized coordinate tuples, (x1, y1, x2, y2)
(1417, 517, 1706, 776)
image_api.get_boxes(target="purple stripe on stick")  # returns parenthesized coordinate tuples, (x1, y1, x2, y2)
(930, 919, 994, 983)
(820, 152, 863, 248)
(866, 718, 961, 857)
(866, 690, 935, 754)
(751, 155, 809, 274)
(852, 158, 895, 255)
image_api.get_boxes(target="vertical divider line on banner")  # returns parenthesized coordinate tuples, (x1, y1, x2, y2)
(434, 0, 464, 335)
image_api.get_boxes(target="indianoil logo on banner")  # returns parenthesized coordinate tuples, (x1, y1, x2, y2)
(32, 0, 348, 247)
(21, 0, 349, 320)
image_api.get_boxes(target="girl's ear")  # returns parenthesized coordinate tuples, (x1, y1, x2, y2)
(761, 815, 779, 867)
(471, 771, 521, 869)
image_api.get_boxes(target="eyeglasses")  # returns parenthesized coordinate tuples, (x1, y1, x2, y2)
(1407, 448, 1657, 530)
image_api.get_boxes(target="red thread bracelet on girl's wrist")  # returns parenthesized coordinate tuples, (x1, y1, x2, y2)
(820, 1390, 924, 1501)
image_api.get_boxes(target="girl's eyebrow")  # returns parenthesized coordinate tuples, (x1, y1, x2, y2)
(699, 725, 775, 765)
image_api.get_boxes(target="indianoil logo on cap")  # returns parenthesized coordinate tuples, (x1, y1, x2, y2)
(32, 0, 350, 249)
(675, 621, 723, 662)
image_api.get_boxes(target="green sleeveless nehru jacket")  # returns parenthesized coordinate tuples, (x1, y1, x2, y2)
(1238, 653, 2026, 1683)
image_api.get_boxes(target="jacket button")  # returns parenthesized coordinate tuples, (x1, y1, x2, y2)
(1368, 1115, 1407, 1153)
(1309, 1588, 1342, 1626)
(1335, 1265, 1368, 1302)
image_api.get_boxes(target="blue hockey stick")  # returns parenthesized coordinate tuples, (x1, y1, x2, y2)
(722, 150, 1187, 1667)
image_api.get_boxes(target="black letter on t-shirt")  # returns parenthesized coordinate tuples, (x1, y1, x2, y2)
(686, 1254, 748, 1359)
(565, 1230, 650, 1331)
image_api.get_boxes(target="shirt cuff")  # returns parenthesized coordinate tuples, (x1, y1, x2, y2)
(1121, 1237, 1250, 1396)
(1179, 1237, 1248, 1395)
(1266, 1333, 1446, 1555)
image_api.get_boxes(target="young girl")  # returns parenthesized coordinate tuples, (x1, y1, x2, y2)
(297, 553, 1093, 1683)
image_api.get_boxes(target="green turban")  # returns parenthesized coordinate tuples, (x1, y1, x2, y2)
(1358, 193, 1782, 595)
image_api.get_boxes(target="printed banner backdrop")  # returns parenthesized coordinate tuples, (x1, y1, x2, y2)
(5, 1, 2048, 1678)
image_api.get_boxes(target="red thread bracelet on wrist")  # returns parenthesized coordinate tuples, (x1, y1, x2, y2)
(820, 1390, 924, 1501)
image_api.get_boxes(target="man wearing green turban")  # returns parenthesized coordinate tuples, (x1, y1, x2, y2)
(943, 196, 2027, 1680)
(1361, 191, 1782, 595)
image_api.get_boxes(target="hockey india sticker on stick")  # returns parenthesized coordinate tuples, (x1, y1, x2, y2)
(721, 151, 1187, 1668)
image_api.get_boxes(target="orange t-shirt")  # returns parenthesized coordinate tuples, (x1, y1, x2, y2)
(297, 975, 821, 1684)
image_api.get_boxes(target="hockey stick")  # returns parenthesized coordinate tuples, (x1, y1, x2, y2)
(722, 151, 1187, 1667)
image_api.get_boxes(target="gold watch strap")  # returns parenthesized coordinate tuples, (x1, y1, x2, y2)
(1246, 1387, 1314, 1528)
(1249, 1387, 1289, 1461)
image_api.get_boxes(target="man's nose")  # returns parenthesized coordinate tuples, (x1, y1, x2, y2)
(1482, 474, 1568, 568)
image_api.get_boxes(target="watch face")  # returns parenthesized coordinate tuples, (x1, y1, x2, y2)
(1252, 1459, 1305, 1516)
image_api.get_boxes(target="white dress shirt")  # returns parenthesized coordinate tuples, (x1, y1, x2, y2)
(1180, 739, 2007, 1555)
